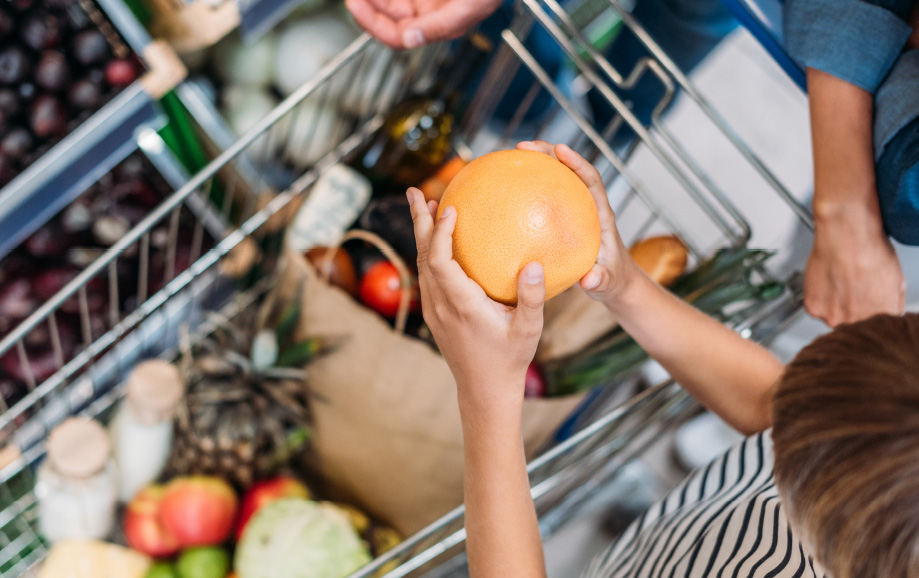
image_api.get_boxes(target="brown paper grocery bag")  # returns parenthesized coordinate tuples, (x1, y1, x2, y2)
(279, 239, 586, 536)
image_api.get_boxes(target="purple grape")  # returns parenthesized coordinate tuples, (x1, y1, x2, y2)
(0, 47, 30, 86)
(24, 221, 69, 258)
(10, 0, 35, 12)
(21, 14, 62, 52)
(1, 128, 34, 159)
(105, 59, 138, 87)
(30, 94, 66, 138)
(35, 51, 69, 92)
(0, 9, 13, 36)
(0, 88, 21, 118)
(0, 153, 15, 185)
(0, 278, 36, 323)
(67, 78, 101, 109)
(18, 82, 35, 100)
(73, 29, 110, 66)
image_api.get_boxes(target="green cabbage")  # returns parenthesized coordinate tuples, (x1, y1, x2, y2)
(235, 499, 371, 578)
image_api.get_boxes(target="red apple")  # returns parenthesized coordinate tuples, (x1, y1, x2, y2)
(123, 485, 180, 557)
(235, 476, 310, 540)
(159, 476, 238, 547)
(524, 362, 546, 398)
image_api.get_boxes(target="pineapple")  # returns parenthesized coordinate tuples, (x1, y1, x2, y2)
(165, 286, 339, 490)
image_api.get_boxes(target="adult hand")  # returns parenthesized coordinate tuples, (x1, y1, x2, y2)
(407, 186, 545, 414)
(515, 141, 642, 306)
(345, 0, 502, 49)
(804, 207, 906, 327)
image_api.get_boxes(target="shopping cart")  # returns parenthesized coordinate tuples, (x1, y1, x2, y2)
(0, 0, 811, 575)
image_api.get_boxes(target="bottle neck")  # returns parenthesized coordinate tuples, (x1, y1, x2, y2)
(429, 33, 493, 107)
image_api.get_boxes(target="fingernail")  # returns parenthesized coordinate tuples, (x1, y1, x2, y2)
(406, 189, 414, 206)
(441, 205, 455, 219)
(403, 29, 425, 48)
(583, 270, 600, 290)
(526, 263, 544, 285)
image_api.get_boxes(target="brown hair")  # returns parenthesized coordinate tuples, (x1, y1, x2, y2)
(773, 313, 919, 578)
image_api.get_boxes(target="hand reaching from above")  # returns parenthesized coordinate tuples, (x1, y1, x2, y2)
(345, 0, 502, 49)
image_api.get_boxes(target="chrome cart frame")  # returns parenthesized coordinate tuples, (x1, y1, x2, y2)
(0, 0, 812, 575)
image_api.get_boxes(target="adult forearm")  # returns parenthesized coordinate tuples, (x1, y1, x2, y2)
(460, 393, 546, 578)
(808, 68, 881, 224)
(605, 274, 783, 434)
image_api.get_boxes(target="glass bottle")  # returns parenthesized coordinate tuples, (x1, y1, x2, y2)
(353, 33, 493, 191)
(37, 417, 118, 542)
(110, 359, 184, 502)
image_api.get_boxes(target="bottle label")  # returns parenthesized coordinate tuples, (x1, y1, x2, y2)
(286, 164, 372, 252)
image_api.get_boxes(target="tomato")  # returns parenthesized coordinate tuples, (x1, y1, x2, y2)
(359, 262, 404, 318)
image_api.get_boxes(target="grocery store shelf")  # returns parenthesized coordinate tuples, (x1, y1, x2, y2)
(0, 84, 165, 260)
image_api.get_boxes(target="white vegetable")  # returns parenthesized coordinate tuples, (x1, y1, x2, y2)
(282, 100, 343, 167)
(214, 33, 277, 88)
(336, 42, 405, 116)
(274, 13, 359, 96)
(223, 87, 280, 164)
(235, 499, 370, 578)
(40, 540, 150, 578)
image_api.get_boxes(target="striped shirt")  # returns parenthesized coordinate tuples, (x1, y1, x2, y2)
(583, 431, 830, 578)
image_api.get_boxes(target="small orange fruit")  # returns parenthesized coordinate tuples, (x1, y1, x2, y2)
(436, 150, 601, 305)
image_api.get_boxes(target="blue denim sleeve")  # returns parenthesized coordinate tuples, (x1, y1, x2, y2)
(783, 0, 914, 93)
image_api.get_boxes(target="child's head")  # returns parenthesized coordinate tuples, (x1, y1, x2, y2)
(772, 313, 919, 578)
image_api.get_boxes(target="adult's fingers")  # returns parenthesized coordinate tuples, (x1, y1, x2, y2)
(346, 0, 405, 48)
(554, 144, 617, 227)
(408, 188, 435, 267)
(396, 0, 490, 47)
(364, 0, 415, 20)
(512, 262, 545, 337)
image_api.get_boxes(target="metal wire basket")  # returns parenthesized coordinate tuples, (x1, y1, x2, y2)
(0, 0, 811, 574)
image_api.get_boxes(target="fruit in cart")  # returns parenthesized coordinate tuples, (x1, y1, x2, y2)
(0, 277, 36, 324)
(235, 476, 311, 540)
(306, 247, 357, 295)
(359, 196, 418, 260)
(105, 59, 139, 87)
(221, 87, 278, 164)
(0, 46, 31, 85)
(323, 502, 403, 559)
(176, 546, 230, 578)
(164, 294, 326, 489)
(0, 88, 21, 117)
(30, 94, 66, 138)
(159, 477, 238, 548)
(33, 268, 106, 314)
(359, 261, 405, 318)
(68, 78, 102, 109)
(21, 13, 61, 51)
(629, 236, 688, 287)
(234, 499, 371, 578)
(2, 127, 35, 159)
(35, 50, 69, 91)
(73, 28, 110, 66)
(25, 220, 71, 257)
(124, 485, 181, 557)
(436, 149, 602, 305)
(524, 362, 546, 398)
(282, 100, 342, 168)
(146, 562, 180, 578)
(420, 157, 468, 203)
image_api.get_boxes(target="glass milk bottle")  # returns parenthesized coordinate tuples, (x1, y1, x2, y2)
(109, 359, 184, 502)
(37, 417, 118, 542)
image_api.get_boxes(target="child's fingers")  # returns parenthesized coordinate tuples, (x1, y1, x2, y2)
(554, 143, 617, 230)
(428, 205, 457, 276)
(408, 188, 435, 269)
(516, 140, 556, 158)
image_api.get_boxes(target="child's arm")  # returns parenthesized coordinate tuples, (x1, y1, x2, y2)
(408, 188, 548, 578)
(520, 141, 784, 434)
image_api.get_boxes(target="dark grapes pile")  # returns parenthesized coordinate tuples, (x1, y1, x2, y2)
(0, 0, 142, 187)
(0, 154, 207, 408)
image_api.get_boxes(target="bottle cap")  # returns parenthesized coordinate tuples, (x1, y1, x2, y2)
(47, 417, 111, 479)
(125, 360, 185, 426)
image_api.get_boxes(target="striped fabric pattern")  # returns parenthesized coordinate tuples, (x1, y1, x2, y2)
(583, 431, 830, 578)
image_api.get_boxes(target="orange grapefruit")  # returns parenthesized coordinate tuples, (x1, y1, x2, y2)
(436, 150, 601, 305)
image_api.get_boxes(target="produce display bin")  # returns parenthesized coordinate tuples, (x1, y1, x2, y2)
(0, 0, 812, 575)
(0, 0, 186, 261)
